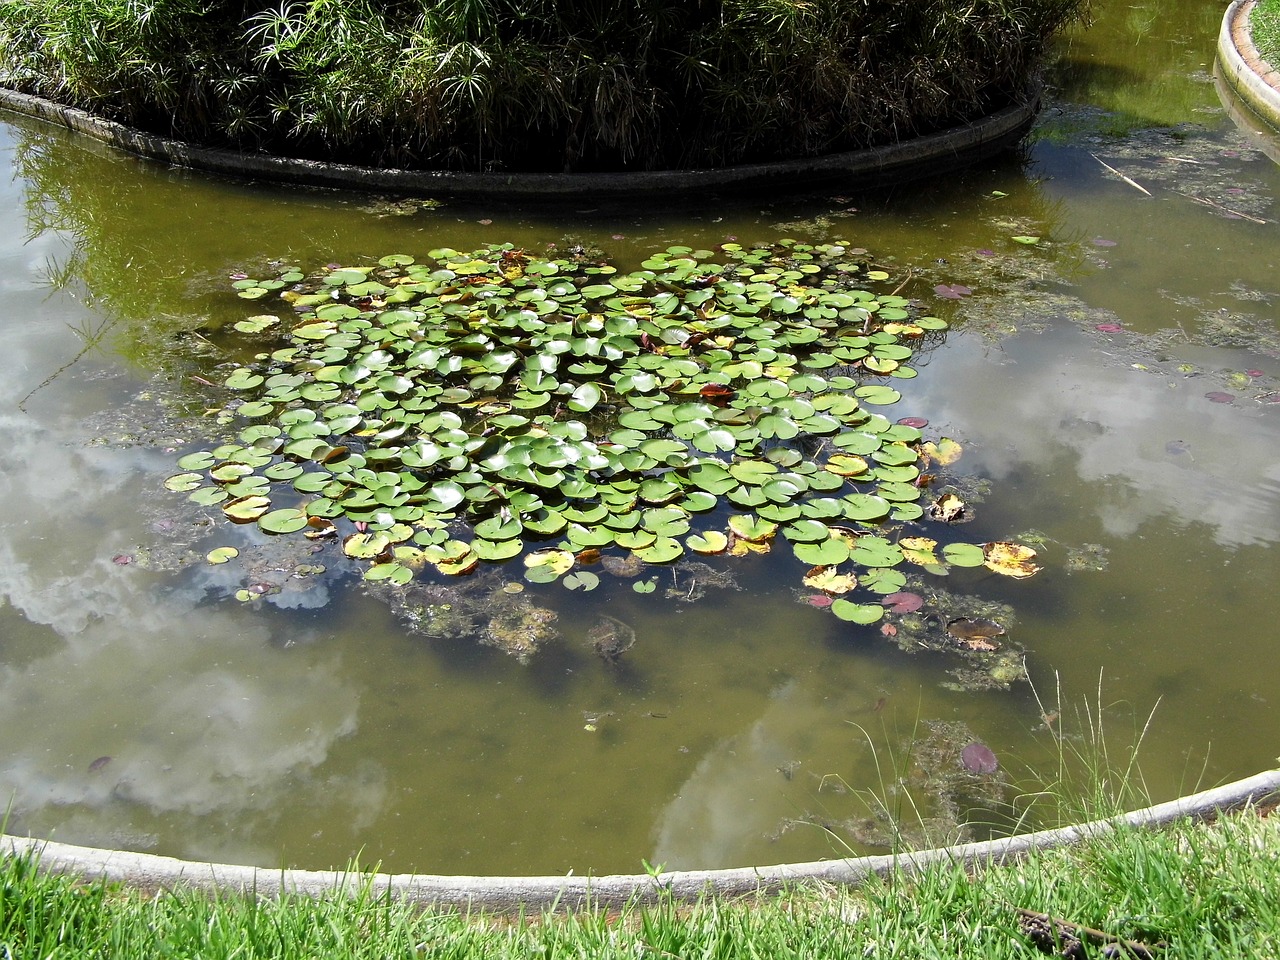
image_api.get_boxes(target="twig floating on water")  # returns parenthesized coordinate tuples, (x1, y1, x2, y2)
(1091, 153, 1152, 196)
(1180, 193, 1269, 225)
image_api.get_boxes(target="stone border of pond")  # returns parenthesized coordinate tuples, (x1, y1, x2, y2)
(4, 768, 1279, 911)
(0, 84, 1038, 200)
(1219, 0, 1280, 134)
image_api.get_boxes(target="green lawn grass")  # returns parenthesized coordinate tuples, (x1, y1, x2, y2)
(1255, 0, 1280, 66)
(5, 810, 1280, 959)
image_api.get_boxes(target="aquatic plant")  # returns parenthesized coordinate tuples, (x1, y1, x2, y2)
(170, 240, 1038, 629)
(0, 0, 1091, 171)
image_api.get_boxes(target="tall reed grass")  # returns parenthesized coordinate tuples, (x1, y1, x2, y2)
(0, 0, 1090, 172)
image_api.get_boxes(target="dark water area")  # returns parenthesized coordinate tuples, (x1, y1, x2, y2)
(0, 0, 1277, 875)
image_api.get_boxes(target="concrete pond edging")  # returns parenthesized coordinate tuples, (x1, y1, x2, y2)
(0, 85, 1038, 200)
(5, 768, 1280, 911)
(1219, 0, 1280, 134)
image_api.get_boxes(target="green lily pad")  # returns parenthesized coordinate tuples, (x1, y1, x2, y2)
(223, 495, 271, 522)
(830, 600, 884, 624)
(257, 508, 310, 535)
(632, 537, 682, 563)
(727, 515, 777, 542)
(224, 368, 264, 390)
(563, 571, 600, 591)
(471, 538, 524, 562)
(364, 562, 414, 584)
(165, 472, 204, 492)
(792, 538, 850, 566)
(860, 568, 907, 594)
(853, 385, 901, 405)
(943, 542, 987, 567)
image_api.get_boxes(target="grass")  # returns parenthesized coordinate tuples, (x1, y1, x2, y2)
(4, 811, 1280, 958)
(0, 0, 1090, 172)
(1255, 0, 1280, 67)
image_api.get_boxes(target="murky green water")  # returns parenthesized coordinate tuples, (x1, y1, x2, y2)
(1, 0, 1277, 875)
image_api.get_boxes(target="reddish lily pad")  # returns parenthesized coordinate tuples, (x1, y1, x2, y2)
(880, 592, 924, 613)
(961, 742, 999, 774)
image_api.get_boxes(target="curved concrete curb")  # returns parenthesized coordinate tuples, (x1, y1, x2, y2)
(0, 85, 1037, 200)
(5, 768, 1279, 910)
(1218, 0, 1280, 135)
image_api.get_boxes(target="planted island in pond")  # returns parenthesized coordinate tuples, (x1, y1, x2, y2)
(0, 0, 1090, 171)
(170, 239, 1038, 647)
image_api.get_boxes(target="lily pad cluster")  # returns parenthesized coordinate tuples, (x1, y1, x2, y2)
(169, 240, 1038, 623)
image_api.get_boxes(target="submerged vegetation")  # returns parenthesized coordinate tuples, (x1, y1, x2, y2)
(0, 0, 1089, 171)
(170, 239, 1039, 668)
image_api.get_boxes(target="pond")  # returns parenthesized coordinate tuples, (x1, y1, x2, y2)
(0, 0, 1277, 877)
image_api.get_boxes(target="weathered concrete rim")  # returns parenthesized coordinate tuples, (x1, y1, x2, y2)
(5, 768, 1278, 911)
(0, 84, 1037, 200)
(1218, 0, 1280, 135)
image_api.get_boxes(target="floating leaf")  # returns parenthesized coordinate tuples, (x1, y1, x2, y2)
(471, 537, 524, 561)
(831, 600, 884, 624)
(824, 454, 869, 477)
(206, 546, 239, 564)
(686, 531, 729, 554)
(1011, 236, 1040, 245)
(234, 315, 280, 334)
(176, 452, 216, 471)
(860, 568, 907, 594)
(344, 531, 393, 559)
(881, 592, 923, 613)
(563, 571, 600, 591)
(224, 368, 264, 390)
(942, 542, 986, 567)
(982, 542, 1040, 579)
(633, 537, 682, 563)
(165, 472, 204, 492)
(727, 515, 777, 542)
(900, 536, 943, 573)
(222, 495, 270, 522)
(258, 508, 310, 535)
(791, 538, 849, 566)
(524, 548, 575, 577)
(921, 437, 963, 466)
(365, 562, 413, 584)
(802, 566, 856, 594)
(190, 487, 229, 506)
(854, 385, 901, 405)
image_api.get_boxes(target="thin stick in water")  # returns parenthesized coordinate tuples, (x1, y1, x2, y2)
(1091, 153, 1152, 196)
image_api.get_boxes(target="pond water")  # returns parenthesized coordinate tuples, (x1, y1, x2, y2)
(1, 0, 1278, 876)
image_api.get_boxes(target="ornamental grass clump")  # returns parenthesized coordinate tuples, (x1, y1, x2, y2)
(0, 0, 1090, 171)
